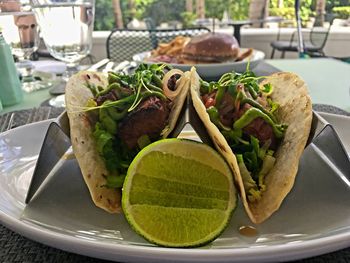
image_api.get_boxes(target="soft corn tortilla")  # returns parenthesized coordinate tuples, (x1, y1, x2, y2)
(190, 68, 312, 224)
(65, 71, 190, 213)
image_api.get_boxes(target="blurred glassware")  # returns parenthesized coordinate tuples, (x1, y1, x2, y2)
(0, 0, 52, 92)
(31, 0, 95, 82)
(48, 94, 65, 108)
(0, 0, 26, 12)
(0, 31, 23, 106)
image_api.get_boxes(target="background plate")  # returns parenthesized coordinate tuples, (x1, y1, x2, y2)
(133, 49, 265, 80)
(0, 113, 349, 263)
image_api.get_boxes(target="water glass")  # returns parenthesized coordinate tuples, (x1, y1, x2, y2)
(0, 1, 52, 92)
(32, 0, 95, 81)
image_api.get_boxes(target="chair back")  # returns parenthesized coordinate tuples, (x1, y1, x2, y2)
(106, 29, 154, 63)
(144, 17, 156, 30)
(106, 27, 210, 63)
(310, 17, 334, 49)
(150, 27, 210, 47)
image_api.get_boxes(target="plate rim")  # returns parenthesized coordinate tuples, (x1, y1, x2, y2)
(0, 120, 349, 262)
(1, 208, 349, 262)
(132, 48, 265, 68)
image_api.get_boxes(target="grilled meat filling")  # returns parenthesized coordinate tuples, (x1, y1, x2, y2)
(201, 89, 277, 149)
(118, 96, 171, 149)
(95, 87, 133, 106)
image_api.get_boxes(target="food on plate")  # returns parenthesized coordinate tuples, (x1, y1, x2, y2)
(122, 138, 237, 247)
(65, 63, 191, 213)
(190, 67, 312, 224)
(148, 33, 253, 64)
(181, 32, 239, 63)
(150, 36, 190, 63)
(235, 48, 254, 62)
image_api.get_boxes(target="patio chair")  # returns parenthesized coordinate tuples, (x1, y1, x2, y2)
(144, 17, 156, 30)
(106, 27, 210, 63)
(106, 29, 154, 63)
(270, 18, 334, 58)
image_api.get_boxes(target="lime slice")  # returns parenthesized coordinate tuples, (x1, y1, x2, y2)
(122, 138, 237, 247)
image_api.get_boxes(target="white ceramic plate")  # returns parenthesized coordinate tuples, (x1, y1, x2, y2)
(133, 49, 265, 79)
(0, 113, 349, 263)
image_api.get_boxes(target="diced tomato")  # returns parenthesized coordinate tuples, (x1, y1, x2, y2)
(205, 97, 216, 108)
(243, 117, 277, 149)
(201, 91, 217, 109)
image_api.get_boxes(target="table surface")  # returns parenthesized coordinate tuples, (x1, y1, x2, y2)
(267, 58, 350, 112)
(0, 58, 349, 263)
(1, 87, 54, 114)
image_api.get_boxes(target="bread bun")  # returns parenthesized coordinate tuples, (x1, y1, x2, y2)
(182, 33, 239, 63)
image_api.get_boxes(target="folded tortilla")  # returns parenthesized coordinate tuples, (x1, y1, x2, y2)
(190, 68, 312, 224)
(65, 71, 190, 213)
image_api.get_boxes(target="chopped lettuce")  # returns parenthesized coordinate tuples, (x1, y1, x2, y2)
(236, 149, 275, 202)
(237, 154, 258, 192)
(93, 122, 120, 172)
(258, 151, 276, 192)
(105, 174, 126, 188)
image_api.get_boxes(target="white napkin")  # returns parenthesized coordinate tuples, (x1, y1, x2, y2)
(32, 60, 67, 75)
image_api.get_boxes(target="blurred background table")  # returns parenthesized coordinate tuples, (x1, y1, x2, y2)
(225, 17, 284, 44)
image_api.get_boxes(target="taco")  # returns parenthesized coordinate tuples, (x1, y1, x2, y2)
(190, 67, 312, 224)
(65, 64, 190, 213)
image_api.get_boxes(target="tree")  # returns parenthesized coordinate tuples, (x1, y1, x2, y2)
(141, 0, 185, 26)
(249, 0, 269, 27)
(113, 0, 124, 29)
(277, 0, 283, 8)
(205, 0, 249, 21)
(94, 0, 115, 31)
(128, 0, 136, 18)
(196, 0, 205, 19)
(315, 0, 326, 26)
(186, 0, 193, 13)
(270, 0, 314, 27)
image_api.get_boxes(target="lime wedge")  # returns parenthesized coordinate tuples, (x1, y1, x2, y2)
(122, 139, 237, 247)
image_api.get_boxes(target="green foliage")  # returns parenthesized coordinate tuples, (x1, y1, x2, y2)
(300, 2, 315, 25)
(141, 0, 185, 25)
(94, 0, 156, 30)
(228, 0, 250, 20)
(332, 6, 350, 19)
(269, 7, 295, 20)
(122, 0, 155, 23)
(181, 11, 197, 28)
(325, 0, 350, 12)
(205, 0, 249, 21)
(270, 0, 314, 26)
(270, 0, 313, 9)
(93, 0, 350, 31)
(94, 0, 115, 31)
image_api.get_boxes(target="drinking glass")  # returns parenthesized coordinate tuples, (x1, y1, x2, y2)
(31, 0, 95, 82)
(0, 0, 52, 92)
